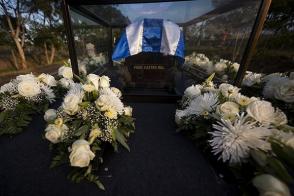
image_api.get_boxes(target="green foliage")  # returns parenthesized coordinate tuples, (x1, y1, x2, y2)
(67, 166, 105, 190)
(0, 103, 34, 136)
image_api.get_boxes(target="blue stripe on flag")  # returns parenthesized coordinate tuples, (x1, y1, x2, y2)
(112, 30, 130, 61)
(175, 31, 185, 64)
(142, 19, 163, 53)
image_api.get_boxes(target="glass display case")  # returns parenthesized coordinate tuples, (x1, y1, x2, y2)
(62, 0, 271, 98)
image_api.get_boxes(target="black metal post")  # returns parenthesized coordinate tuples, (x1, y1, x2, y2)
(62, 0, 79, 77)
(234, 0, 272, 86)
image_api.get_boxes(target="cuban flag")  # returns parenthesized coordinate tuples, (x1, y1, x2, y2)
(112, 18, 185, 63)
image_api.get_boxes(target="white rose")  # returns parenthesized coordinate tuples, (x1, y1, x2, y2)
(87, 74, 100, 90)
(273, 108, 288, 126)
(231, 63, 240, 72)
(253, 174, 291, 196)
(59, 78, 73, 88)
(124, 106, 133, 116)
(82, 84, 96, 92)
(219, 83, 240, 98)
(289, 72, 294, 80)
(18, 80, 41, 97)
(44, 109, 57, 122)
(58, 66, 73, 79)
(216, 101, 239, 120)
(263, 76, 288, 99)
(242, 71, 262, 87)
(62, 94, 81, 115)
(214, 61, 227, 72)
(38, 73, 57, 86)
(69, 139, 95, 168)
(111, 87, 122, 98)
(45, 124, 68, 143)
(274, 80, 294, 103)
(16, 73, 36, 81)
(99, 76, 110, 88)
(246, 100, 276, 125)
(184, 85, 202, 99)
(175, 110, 186, 125)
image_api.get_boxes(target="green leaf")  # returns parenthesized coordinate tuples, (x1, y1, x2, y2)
(267, 157, 293, 183)
(271, 141, 294, 168)
(0, 112, 6, 123)
(113, 128, 130, 151)
(75, 125, 89, 137)
(95, 180, 105, 190)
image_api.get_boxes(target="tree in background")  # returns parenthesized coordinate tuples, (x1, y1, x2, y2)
(0, 0, 33, 69)
(0, 0, 66, 70)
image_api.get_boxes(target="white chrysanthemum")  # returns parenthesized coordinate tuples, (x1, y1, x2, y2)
(242, 71, 262, 87)
(62, 84, 84, 115)
(184, 84, 202, 99)
(184, 92, 219, 117)
(40, 84, 56, 103)
(59, 78, 74, 89)
(209, 114, 272, 164)
(96, 89, 124, 114)
(0, 82, 17, 94)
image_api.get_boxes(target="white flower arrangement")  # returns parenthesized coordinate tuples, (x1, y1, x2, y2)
(184, 53, 239, 81)
(79, 53, 107, 75)
(44, 73, 135, 190)
(176, 74, 294, 194)
(0, 73, 58, 136)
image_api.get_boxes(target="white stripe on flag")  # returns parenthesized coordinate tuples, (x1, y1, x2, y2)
(160, 20, 181, 56)
(126, 20, 144, 56)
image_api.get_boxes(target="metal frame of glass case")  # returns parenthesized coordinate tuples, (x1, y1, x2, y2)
(61, 0, 272, 86)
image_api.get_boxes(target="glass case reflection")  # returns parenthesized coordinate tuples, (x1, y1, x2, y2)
(67, 0, 263, 96)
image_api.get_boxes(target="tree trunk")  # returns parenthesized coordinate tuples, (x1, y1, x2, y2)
(10, 49, 19, 70)
(49, 43, 56, 64)
(44, 42, 50, 64)
(13, 37, 27, 69)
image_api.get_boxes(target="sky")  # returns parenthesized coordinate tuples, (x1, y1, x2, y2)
(117, 0, 215, 24)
